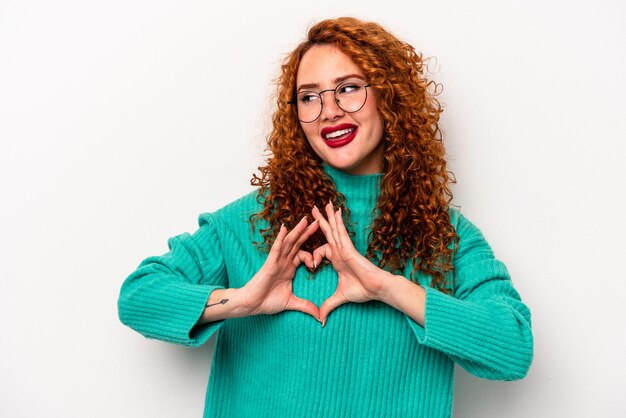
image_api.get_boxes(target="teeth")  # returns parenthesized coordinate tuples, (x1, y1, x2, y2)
(325, 128, 354, 139)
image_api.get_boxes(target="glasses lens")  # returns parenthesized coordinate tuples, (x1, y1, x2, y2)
(296, 92, 322, 123)
(335, 82, 368, 113)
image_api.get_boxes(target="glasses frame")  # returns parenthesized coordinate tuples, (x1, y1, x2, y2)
(288, 83, 373, 123)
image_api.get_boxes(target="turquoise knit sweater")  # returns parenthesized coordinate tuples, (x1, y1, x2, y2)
(118, 165, 533, 418)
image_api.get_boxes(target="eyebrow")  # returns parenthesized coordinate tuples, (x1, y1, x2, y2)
(297, 74, 365, 92)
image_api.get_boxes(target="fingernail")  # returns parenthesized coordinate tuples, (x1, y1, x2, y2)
(313, 205, 319, 212)
(321, 318, 327, 328)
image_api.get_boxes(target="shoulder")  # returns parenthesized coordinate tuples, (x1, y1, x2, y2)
(448, 206, 497, 262)
(448, 208, 510, 288)
(448, 207, 486, 242)
(197, 189, 265, 229)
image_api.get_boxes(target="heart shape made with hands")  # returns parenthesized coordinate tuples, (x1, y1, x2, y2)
(282, 202, 387, 327)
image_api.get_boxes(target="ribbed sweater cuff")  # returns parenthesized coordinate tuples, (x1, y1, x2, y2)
(119, 283, 224, 347)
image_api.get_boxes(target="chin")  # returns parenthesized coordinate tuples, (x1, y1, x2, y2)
(324, 159, 355, 171)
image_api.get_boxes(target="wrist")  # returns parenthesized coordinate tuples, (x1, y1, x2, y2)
(236, 283, 264, 317)
(377, 273, 426, 326)
(378, 273, 426, 306)
(198, 287, 250, 324)
(232, 286, 265, 318)
(375, 271, 404, 304)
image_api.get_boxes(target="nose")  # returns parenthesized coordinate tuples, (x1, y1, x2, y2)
(320, 91, 345, 121)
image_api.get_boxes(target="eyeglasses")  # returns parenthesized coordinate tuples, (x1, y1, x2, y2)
(288, 81, 373, 123)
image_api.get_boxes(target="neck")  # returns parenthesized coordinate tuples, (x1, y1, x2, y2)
(321, 163, 382, 254)
(322, 163, 382, 211)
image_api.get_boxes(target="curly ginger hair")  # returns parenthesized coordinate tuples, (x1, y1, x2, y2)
(250, 17, 458, 292)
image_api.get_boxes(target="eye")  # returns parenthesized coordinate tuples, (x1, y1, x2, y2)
(337, 83, 362, 95)
(298, 92, 320, 105)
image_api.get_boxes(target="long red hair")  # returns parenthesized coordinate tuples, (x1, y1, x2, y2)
(251, 17, 458, 292)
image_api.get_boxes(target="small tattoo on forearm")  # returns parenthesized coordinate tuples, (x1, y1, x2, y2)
(206, 298, 229, 308)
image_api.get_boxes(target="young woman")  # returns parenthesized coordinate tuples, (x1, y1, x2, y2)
(118, 17, 533, 418)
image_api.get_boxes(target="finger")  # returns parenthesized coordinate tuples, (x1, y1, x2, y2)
(281, 216, 309, 256)
(312, 243, 332, 267)
(334, 207, 353, 248)
(287, 219, 319, 260)
(286, 295, 321, 322)
(295, 250, 314, 269)
(319, 292, 347, 327)
(325, 202, 341, 246)
(312, 205, 335, 246)
(269, 223, 288, 257)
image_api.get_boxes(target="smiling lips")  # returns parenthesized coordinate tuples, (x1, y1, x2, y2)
(320, 123, 358, 148)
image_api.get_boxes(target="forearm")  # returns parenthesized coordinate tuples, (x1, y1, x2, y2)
(197, 287, 251, 324)
(376, 271, 426, 326)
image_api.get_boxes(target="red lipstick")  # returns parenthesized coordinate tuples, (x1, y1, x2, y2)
(320, 123, 358, 148)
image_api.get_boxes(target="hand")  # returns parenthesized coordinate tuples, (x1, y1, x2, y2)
(239, 216, 321, 321)
(311, 202, 391, 326)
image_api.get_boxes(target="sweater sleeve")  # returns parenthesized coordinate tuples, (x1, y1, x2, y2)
(405, 212, 534, 380)
(117, 213, 228, 347)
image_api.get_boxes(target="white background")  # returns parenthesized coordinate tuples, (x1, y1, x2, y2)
(1, 0, 624, 417)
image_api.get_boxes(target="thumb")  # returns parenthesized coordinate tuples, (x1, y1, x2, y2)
(286, 294, 321, 322)
(295, 250, 314, 269)
(313, 243, 332, 269)
(319, 291, 347, 328)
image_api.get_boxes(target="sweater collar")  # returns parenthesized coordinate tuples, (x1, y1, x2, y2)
(322, 163, 382, 210)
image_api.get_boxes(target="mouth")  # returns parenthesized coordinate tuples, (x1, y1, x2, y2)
(320, 123, 358, 148)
